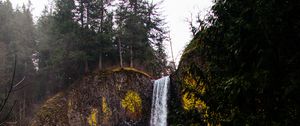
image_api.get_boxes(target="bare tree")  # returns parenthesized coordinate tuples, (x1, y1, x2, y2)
(0, 56, 25, 125)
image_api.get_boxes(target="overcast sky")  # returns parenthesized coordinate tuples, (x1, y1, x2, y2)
(10, 0, 213, 66)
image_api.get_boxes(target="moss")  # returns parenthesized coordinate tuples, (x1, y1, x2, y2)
(182, 92, 207, 111)
(32, 67, 153, 125)
(68, 98, 72, 109)
(101, 97, 112, 123)
(87, 108, 98, 126)
(112, 67, 151, 78)
(183, 71, 206, 95)
(34, 92, 69, 125)
(102, 97, 111, 116)
(121, 91, 142, 113)
(180, 34, 201, 61)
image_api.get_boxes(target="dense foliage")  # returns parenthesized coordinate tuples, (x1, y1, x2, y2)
(171, 0, 300, 125)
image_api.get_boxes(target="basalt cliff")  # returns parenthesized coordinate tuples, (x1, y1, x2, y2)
(30, 68, 153, 126)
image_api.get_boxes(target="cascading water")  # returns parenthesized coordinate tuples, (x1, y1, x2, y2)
(150, 76, 170, 126)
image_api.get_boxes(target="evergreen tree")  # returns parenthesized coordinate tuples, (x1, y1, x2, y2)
(89, 0, 115, 70)
(0, 0, 14, 86)
(115, 0, 168, 75)
(0, 0, 36, 123)
(37, 0, 81, 92)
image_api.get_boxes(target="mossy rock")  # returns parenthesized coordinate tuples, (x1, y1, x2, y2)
(30, 67, 153, 126)
(169, 33, 209, 125)
(31, 93, 69, 126)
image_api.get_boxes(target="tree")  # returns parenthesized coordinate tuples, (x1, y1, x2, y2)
(89, 0, 115, 70)
(115, 0, 168, 75)
(0, 0, 14, 87)
(37, 0, 82, 92)
(0, 56, 17, 125)
(0, 0, 37, 123)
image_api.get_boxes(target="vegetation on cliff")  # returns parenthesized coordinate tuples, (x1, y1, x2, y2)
(30, 68, 153, 126)
(170, 0, 299, 125)
(31, 93, 69, 126)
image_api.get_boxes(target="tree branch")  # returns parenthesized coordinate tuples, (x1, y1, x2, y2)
(0, 55, 16, 114)
(0, 101, 16, 125)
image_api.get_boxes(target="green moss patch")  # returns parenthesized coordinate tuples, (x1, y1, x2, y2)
(32, 92, 69, 126)
(111, 67, 151, 78)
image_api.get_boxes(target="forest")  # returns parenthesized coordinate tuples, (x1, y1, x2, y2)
(0, 0, 299, 126)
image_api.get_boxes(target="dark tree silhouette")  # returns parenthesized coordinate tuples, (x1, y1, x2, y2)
(0, 56, 25, 125)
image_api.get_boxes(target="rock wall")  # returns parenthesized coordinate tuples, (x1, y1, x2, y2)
(168, 35, 208, 125)
(30, 68, 153, 126)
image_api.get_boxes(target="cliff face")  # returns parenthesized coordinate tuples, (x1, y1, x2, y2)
(31, 68, 153, 126)
(168, 35, 208, 125)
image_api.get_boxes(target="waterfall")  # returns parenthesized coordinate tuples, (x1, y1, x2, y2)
(150, 76, 170, 126)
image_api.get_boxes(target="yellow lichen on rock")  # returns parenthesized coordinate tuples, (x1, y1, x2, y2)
(87, 108, 98, 126)
(182, 92, 207, 112)
(183, 71, 206, 95)
(102, 97, 111, 116)
(68, 98, 72, 109)
(101, 97, 112, 124)
(121, 91, 142, 113)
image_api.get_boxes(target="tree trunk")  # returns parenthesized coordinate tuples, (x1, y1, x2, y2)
(98, 53, 102, 70)
(98, 1, 104, 70)
(169, 35, 175, 66)
(23, 92, 26, 121)
(130, 46, 133, 67)
(19, 101, 22, 123)
(80, 0, 84, 28)
(86, 1, 90, 27)
(118, 39, 123, 68)
(100, 0, 104, 32)
(19, 91, 26, 123)
(84, 59, 89, 73)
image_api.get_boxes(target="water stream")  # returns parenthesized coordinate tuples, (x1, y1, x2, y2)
(150, 76, 170, 126)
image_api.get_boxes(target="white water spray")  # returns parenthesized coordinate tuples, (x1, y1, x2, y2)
(150, 76, 170, 126)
